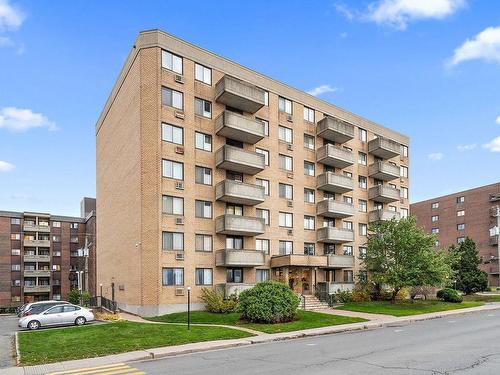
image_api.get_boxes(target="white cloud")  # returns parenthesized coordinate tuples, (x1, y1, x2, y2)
(449, 26, 500, 66)
(307, 85, 338, 97)
(0, 0, 24, 30)
(0, 160, 15, 172)
(428, 152, 444, 160)
(496, 115, 500, 125)
(335, 3, 356, 20)
(457, 143, 476, 151)
(0, 107, 57, 132)
(483, 136, 500, 152)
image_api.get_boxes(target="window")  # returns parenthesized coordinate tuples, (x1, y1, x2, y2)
(256, 239, 269, 254)
(162, 195, 184, 215)
(400, 166, 408, 178)
(256, 208, 270, 225)
(162, 268, 184, 286)
(432, 228, 439, 234)
(457, 223, 465, 231)
(256, 148, 269, 166)
(161, 50, 182, 74)
(359, 128, 367, 142)
(53, 250, 61, 257)
(10, 218, 20, 225)
(343, 221, 353, 231)
(227, 268, 243, 283)
(52, 235, 61, 242)
(457, 210, 465, 217)
(431, 215, 439, 222)
(431, 202, 439, 209)
(256, 179, 269, 195)
(10, 234, 20, 240)
(324, 243, 335, 255)
(304, 243, 315, 255)
(344, 196, 353, 204)
(343, 270, 354, 283)
(278, 126, 293, 143)
(226, 236, 243, 250)
(358, 199, 367, 213)
(279, 154, 293, 171)
(162, 123, 183, 145)
(343, 245, 353, 256)
(304, 134, 315, 150)
(304, 188, 315, 203)
(53, 264, 61, 271)
(359, 247, 367, 259)
(344, 171, 352, 178)
(457, 196, 465, 204)
(279, 241, 293, 255)
(161, 87, 183, 110)
(401, 144, 408, 157)
(195, 268, 213, 285)
(11, 264, 20, 271)
(279, 183, 293, 199)
(257, 118, 269, 136)
(358, 152, 367, 166)
(401, 208, 409, 219)
(278, 97, 292, 114)
(303, 107, 314, 122)
(256, 269, 270, 282)
(304, 216, 315, 230)
(227, 171, 243, 182)
(359, 223, 367, 236)
(195, 166, 212, 185)
(162, 159, 183, 180)
(11, 279, 20, 286)
(194, 98, 212, 118)
(304, 161, 315, 176)
(11, 249, 20, 256)
(264, 91, 269, 106)
(401, 187, 408, 199)
(195, 200, 212, 219)
(52, 221, 61, 228)
(226, 204, 243, 216)
(358, 176, 367, 189)
(195, 234, 212, 252)
(279, 212, 293, 228)
(195, 63, 211, 85)
(162, 232, 184, 251)
(457, 237, 465, 244)
(195, 132, 212, 151)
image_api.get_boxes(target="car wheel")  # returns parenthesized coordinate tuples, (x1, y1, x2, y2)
(28, 320, 40, 330)
(75, 316, 86, 326)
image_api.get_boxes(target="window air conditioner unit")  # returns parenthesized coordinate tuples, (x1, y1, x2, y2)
(174, 74, 184, 84)
(175, 217, 184, 225)
(175, 287, 185, 296)
(175, 146, 184, 155)
(175, 252, 184, 261)
(175, 182, 184, 190)
(287, 229, 293, 236)
(287, 144, 293, 151)
(287, 115, 293, 122)
(287, 200, 293, 208)
(174, 110, 185, 119)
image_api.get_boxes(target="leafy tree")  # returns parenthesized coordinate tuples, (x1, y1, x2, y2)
(364, 216, 452, 303)
(449, 238, 488, 294)
(67, 288, 81, 305)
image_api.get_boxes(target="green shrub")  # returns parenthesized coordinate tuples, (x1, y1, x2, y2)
(335, 290, 353, 303)
(352, 285, 371, 302)
(68, 288, 82, 305)
(437, 288, 463, 303)
(238, 281, 299, 323)
(396, 288, 409, 301)
(200, 288, 237, 313)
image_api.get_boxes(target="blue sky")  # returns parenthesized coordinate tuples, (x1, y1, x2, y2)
(1, 0, 500, 216)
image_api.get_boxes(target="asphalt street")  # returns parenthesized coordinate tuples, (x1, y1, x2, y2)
(130, 310, 500, 374)
(0, 315, 17, 369)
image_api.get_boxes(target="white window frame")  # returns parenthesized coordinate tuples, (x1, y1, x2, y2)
(162, 195, 184, 215)
(162, 232, 184, 251)
(161, 50, 183, 74)
(278, 96, 293, 114)
(279, 212, 293, 228)
(279, 240, 293, 255)
(279, 154, 293, 171)
(303, 107, 314, 122)
(195, 234, 213, 252)
(256, 208, 270, 225)
(162, 123, 183, 145)
(195, 166, 212, 185)
(194, 97, 212, 118)
(162, 87, 183, 110)
(256, 178, 270, 196)
(162, 159, 184, 180)
(304, 161, 315, 176)
(256, 148, 269, 166)
(256, 239, 270, 254)
(195, 131, 212, 152)
(304, 215, 315, 230)
(195, 200, 212, 219)
(195, 63, 211, 85)
(195, 268, 213, 285)
(278, 125, 293, 143)
(304, 134, 315, 150)
(279, 183, 293, 200)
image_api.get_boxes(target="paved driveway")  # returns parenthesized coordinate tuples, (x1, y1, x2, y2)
(0, 315, 18, 368)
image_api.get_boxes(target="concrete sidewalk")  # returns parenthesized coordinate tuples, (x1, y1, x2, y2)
(7, 302, 500, 375)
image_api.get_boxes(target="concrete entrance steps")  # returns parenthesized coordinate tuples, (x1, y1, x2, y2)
(298, 294, 330, 311)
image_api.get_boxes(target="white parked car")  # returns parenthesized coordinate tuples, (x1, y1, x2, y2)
(19, 304, 94, 330)
(18, 300, 69, 317)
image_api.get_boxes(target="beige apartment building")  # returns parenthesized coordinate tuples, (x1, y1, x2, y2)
(96, 29, 410, 316)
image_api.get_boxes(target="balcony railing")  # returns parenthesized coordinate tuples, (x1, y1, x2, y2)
(368, 209, 400, 222)
(368, 161, 400, 181)
(215, 145, 266, 175)
(316, 117, 354, 144)
(327, 254, 355, 268)
(368, 136, 400, 159)
(316, 144, 354, 169)
(368, 185, 400, 203)
(23, 254, 51, 262)
(215, 249, 266, 267)
(215, 75, 266, 113)
(23, 285, 50, 293)
(316, 200, 354, 219)
(23, 270, 51, 277)
(215, 179, 265, 206)
(316, 227, 354, 243)
(270, 254, 327, 268)
(490, 235, 499, 246)
(215, 110, 265, 144)
(316, 172, 353, 193)
(317, 281, 355, 294)
(215, 283, 255, 298)
(215, 214, 265, 236)
(23, 224, 51, 233)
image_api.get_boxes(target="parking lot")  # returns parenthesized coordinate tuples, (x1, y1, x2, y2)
(0, 314, 18, 368)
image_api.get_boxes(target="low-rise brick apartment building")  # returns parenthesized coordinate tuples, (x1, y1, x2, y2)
(0, 198, 96, 307)
(411, 183, 500, 287)
(96, 29, 410, 316)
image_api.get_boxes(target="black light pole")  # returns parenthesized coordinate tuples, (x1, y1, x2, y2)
(187, 286, 191, 330)
(99, 283, 103, 307)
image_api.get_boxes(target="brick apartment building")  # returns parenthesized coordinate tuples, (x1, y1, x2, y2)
(96, 29, 410, 316)
(0, 198, 96, 307)
(411, 183, 500, 287)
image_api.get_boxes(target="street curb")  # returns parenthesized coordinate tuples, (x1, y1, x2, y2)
(14, 332, 20, 366)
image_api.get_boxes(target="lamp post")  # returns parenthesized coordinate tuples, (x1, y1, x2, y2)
(99, 283, 103, 307)
(187, 286, 191, 330)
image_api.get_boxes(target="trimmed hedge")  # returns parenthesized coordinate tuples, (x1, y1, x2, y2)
(437, 288, 463, 303)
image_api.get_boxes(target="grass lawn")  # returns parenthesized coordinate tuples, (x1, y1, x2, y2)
(17, 321, 252, 366)
(335, 300, 484, 317)
(146, 309, 367, 334)
(463, 294, 500, 303)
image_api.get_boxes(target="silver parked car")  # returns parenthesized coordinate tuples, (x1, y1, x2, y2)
(18, 300, 69, 317)
(19, 304, 94, 330)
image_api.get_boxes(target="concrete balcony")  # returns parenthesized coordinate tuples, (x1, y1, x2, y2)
(490, 235, 499, 246)
(23, 224, 50, 233)
(215, 249, 266, 267)
(215, 75, 266, 113)
(318, 281, 355, 294)
(316, 172, 353, 194)
(215, 180, 265, 206)
(316, 200, 354, 219)
(316, 117, 354, 144)
(216, 283, 255, 297)
(270, 254, 327, 268)
(215, 214, 265, 236)
(23, 285, 50, 293)
(317, 227, 354, 244)
(23, 239, 50, 247)
(368, 136, 400, 159)
(215, 111, 265, 144)
(368, 161, 400, 181)
(23, 254, 51, 262)
(215, 145, 265, 175)
(23, 270, 51, 278)
(369, 185, 400, 203)
(327, 254, 355, 269)
(369, 209, 400, 222)
(317, 144, 354, 169)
